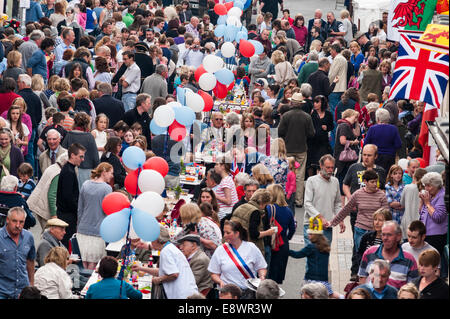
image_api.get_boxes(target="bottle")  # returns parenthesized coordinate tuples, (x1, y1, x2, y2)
(172, 218, 177, 228)
(148, 256, 153, 268)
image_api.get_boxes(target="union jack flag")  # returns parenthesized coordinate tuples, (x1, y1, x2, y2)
(230, 156, 245, 178)
(389, 30, 449, 108)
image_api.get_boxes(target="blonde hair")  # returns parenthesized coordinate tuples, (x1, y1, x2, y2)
(44, 247, 69, 270)
(31, 74, 45, 91)
(270, 138, 287, 160)
(75, 87, 90, 99)
(341, 108, 359, 119)
(340, 9, 350, 19)
(12, 97, 27, 113)
(7, 50, 22, 68)
(252, 164, 274, 186)
(90, 162, 113, 179)
(55, 78, 71, 92)
(179, 203, 202, 224)
(310, 40, 322, 52)
(267, 184, 288, 207)
(271, 50, 285, 64)
(287, 156, 296, 171)
(397, 283, 419, 299)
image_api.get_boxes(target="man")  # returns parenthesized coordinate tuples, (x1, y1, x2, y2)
(304, 155, 343, 244)
(309, 26, 324, 46)
(232, 179, 260, 213)
(328, 43, 348, 125)
(92, 83, 125, 129)
(56, 143, 86, 248)
(402, 159, 420, 185)
(219, 284, 242, 299)
(123, 93, 152, 148)
(0, 207, 36, 299)
(18, 30, 45, 70)
(381, 87, 399, 125)
(307, 58, 338, 99)
(260, 0, 284, 21)
(38, 129, 67, 174)
(143, 27, 155, 47)
(248, 51, 270, 92)
(278, 93, 315, 207)
(355, 31, 372, 57)
(54, 28, 75, 63)
(95, 20, 114, 43)
(120, 51, 142, 112)
(297, 51, 318, 86)
(401, 220, 439, 265)
(324, 12, 345, 38)
(63, 47, 95, 90)
(25, 0, 44, 24)
(27, 37, 55, 82)
(141, 64, 168, 104)
(354, 259, 398, 299)
(185, 17, 200, 39)
(201, 111, 226, 156)
(358, 221, 419, 289)
(281, 20, 296, 40)
(180, 38, 204, 68)
(36, 218, 69, 267)
(123, 5, 136, 28)
(177, 234, 214, 298)
(256, 29, 272, 58)
(307, 9, 326, 34)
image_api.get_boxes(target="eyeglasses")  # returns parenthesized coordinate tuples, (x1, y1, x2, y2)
(214, 118, 223, 121)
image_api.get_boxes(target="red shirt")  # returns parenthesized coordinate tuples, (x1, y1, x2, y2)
(0, 92, 21, 115)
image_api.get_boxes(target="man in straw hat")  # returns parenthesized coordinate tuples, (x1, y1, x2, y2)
(36, 218, 69, 267)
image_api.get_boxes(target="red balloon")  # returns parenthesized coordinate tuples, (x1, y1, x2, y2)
(239, 39, 255, 58)
(224, 1, 234, 10)
(102, 192, 131, 215)
(214, 3, 228, 15)
(417, 158, 426, 168)
(143, 156, 169, 177)
(213, 82, 228, 99)
(169, 120, 187, 142)
(227, 81, 235, 91)
(198, 90, 214, 112)
(125, 169, 141, 196)
(194, 65, 207, 83)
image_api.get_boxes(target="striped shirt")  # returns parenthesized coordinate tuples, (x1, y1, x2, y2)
(215, 175, 239, 220)
(358, 244, 419, 289)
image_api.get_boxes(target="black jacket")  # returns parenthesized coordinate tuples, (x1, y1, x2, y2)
(414, 276, 449, 299)
(123, 108, 151, 149)
(64, 58, 89, 82)
(19, 88, 42, 129)
(307, 69, 336, 99)
(93, 95, 125, 128)
(56, 162, 79, 215)
(100, 152, 126, 188)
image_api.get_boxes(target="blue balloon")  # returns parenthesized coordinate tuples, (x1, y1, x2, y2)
(176, 86, 185, 105)
(244, 0, 252, 10)
(235, 30, 248, 43)
(214, 24, 226, 37)
(239, 26, 248, 34)
(150, 119, 167, 135)
(234, 0, 245, 10)
(173, 106, 195, 127)
(249, 40, 264, 55)
(224, 25, 238, 42)
(100, 208, 131, 243)
(122, 146, 146, 170)
(131, 208, 161, 242)
(214, 68, 235, 86)
(217, 15, 227, 25)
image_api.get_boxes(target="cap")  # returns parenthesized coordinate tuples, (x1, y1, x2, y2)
(46, 218, 69, 228)
(135, 42, 149, 52)
(255, 78, 268, 89)
(354, 31, 366, 41)
(176, 234, 201, 245)
(291, 92, 305, 103)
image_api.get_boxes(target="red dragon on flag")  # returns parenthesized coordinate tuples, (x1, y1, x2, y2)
(392, 0, 426, 29)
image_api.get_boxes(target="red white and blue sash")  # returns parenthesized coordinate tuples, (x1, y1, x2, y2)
(223, 243, 255, 279)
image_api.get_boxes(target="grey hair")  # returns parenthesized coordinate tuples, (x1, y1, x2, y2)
(7, 206, 26, 218)
(369, 259, 391, 275)
(366, 102, 379, 113)
(1, 175, 19, 192)
(30, 30, 45, 41)
(375, 108, 390, 124)
(46, 129, 61, 140)
(300, 83, 313, 98)
(244, 178, 260, 190)
(319, 154, 335, 166)
(234, 172, 250, 186)
(225, 112, 240, 126)
(97, 82, 112, 95)
(308, 51, 319, 61)
(301, 282, 329, 299)
(18, 74, 32, 87)
(155, 64, 168, 75)
(383, 86, 390, 95)
(383, 220, 402, 236)
(421, 172, 443, 189)
(56, 152, 69, 166)
(408, 158, 420, 167)
(256, 279, 280, 299)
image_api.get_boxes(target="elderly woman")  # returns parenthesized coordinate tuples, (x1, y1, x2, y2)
(260, 138, 289, 188)
(301, 282, 329, 299)
(3, 51, 25, 82)
(358, 56, 383, 103)
(34, 247, 77, 299)
(364, 108, 402, 172)
(0, 128, 24, 179)
(208, 220, 268, 298)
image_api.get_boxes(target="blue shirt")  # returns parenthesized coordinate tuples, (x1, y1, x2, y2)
(364, 124, 402, 156)
(85, 277, 143, 299)
(355, 282, 398, 299)
(26, 1, 44, 24)
(0, 227, 36, 299)
(27, 49, 47, 80)
(54, 43, 76, 63)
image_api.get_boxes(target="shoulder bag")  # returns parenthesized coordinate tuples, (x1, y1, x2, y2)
(339, 140, 358, 162)
(267, 205, 284, 252)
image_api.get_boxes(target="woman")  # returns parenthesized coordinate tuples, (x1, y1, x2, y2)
(398, 283, 420, 299)
(334, 109, 360, 193)
(0, 77, 21, 115)
(61, 112, 100, 188)
(94, 56, 111, 84)
(179, 203, 222, 258)
(49, 1, 66, 27)
(214, 157, 239, 221)
(3, 51, 25, 82)
(77, 162, 113, 269)
(307, 95, 333, 178)
(100, 136, 126, 189)
(340, 9, 353, 46)
(260, 138, 289, 188)
(197, 187, 219, 219)
(208, 220, 267, 298)
(347, 288, 372, 299)
(263, 84, 280, 107)
(241, 113, 256, 151)
(385, 165, 405, 224)
(418, 172, 448, 258)
(32, 74, 51, 109)
(49, 78, 71, 108)
(413, 249, 449, 299)
(292, 14, 308, 48)
(4, 105, 29, 155)
(271, 50, 296, 88)
(68, 63, 83, 82)
(349, 41, 364, 77)
(266, 184, 296, 284)
(251, 163, 274, 189)
(364, 108, 402, 172)
(86, 256, 142, 299)
(359, 56, 383, 102)
(0, 128, 24, 179)
(98, 0, 114, 27)
(34, 247, 77, 299)
(334, 87, 361, 123)
(379, 60, 392, 93)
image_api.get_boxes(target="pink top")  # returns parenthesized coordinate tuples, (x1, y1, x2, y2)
(286, 171, 296, 199)
(78, 12, 87, 29)
(215, 175, 239, 220)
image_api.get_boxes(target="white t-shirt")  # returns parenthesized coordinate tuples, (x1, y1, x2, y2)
(208, 241, 267, 290)
(159, 243, 198, 299)
(5, 120, 30, 141)
(401, 242, 440, 267)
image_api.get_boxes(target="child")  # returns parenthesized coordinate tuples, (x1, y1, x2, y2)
(385, 164, 405, 225)
(37, 112, 67, 152)
(286, 157, 299, 215)
(17, 163, 36, 200)
(235, 66, 250, 96)
(289, 217, 344, 299)
(119, 129, 134, 156)
(281, 9, 294, 26)
(92, 113, 109, 158)
(76, 3, 87, 30)
(130, 122, 143, 138)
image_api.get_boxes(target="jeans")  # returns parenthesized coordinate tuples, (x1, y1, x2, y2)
(328, 92, 343, 151)
(353, 226, 369, 255)
(122, 93, 137, 112)
(286, 193, 296, 217)
(303, 224, 333, 246)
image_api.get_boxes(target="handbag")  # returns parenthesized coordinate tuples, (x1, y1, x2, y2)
(267, 205, 284, 252)
(151, 283, 167, 299)
(339, 141, 358, 162)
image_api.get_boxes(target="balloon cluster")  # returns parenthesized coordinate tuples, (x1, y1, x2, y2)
(100, 147, 170, 243)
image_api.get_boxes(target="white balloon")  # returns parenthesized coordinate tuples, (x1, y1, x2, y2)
(228, 7, 242, 18)
(398, 158, 408, 170)
(198, 72, 217, 91)
(133, 191, 165, 217)
(203, 55, 224, 73)
(166, 101, 183, 108)
(153, 104, 175, 127)
(185, 91, 205, 112)
(226, 15, 242, 27)
(221, 42, 236, 58)
(138, 169, 165, 194)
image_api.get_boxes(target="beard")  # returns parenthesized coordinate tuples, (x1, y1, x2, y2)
(320, 169, 332, 179)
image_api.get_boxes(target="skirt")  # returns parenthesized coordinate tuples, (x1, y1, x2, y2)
(76, 233, 106, 263)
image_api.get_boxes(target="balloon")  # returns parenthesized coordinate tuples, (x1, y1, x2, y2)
(138, 169, 165, 194)
(239, 39, 255, 58)
(214, 4, 227, 15)
(150, 119, 167, 135)
(221, 41, 236, 58)
(214, 24, 226, 38)
(224, 1, 234, 10)
(203, 55, 224, 74)
(198, 90, 214, 112)
(185, 91, 205, 112)
(198, 72, 217, 91)
(153, 104, 175, 127)
(227, 81, 235, 91)
(173, 105, 196, 127)
(228, 7, 243, 17)
(217, 15, 227, 25)
(417, 158, 426, 168)
(176, 86, 185, 105)
(213, 82, 228, 99)
(398, 158, 408, 170)
(133, 191, 165, 217)
(131, 208, 161, 242)
(122, 146, 146, 170)
(100, 208, 131, 243)
(235, 30, 248, 43)
(143, 156, 169, 177)
(169, 120, 187, 142)
(249, 40, 264, 55)
(124, 168, 141, 196)
(194, 64, 207, 82)
(102, 192, 130, 216)
(215, 68, 235, 85)
(234, 0, 245, 10)
(226, 15, 241, 28)
(166, 101, 183, 108)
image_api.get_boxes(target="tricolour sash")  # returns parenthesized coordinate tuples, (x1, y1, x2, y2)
(223, 243, 255, 279)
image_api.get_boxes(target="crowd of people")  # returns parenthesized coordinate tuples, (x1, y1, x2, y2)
(0, 0, 448, 300)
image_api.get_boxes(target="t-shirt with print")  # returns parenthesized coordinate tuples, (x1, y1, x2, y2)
(215, 175, 239, 220)
(343, 162, 386, 194)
